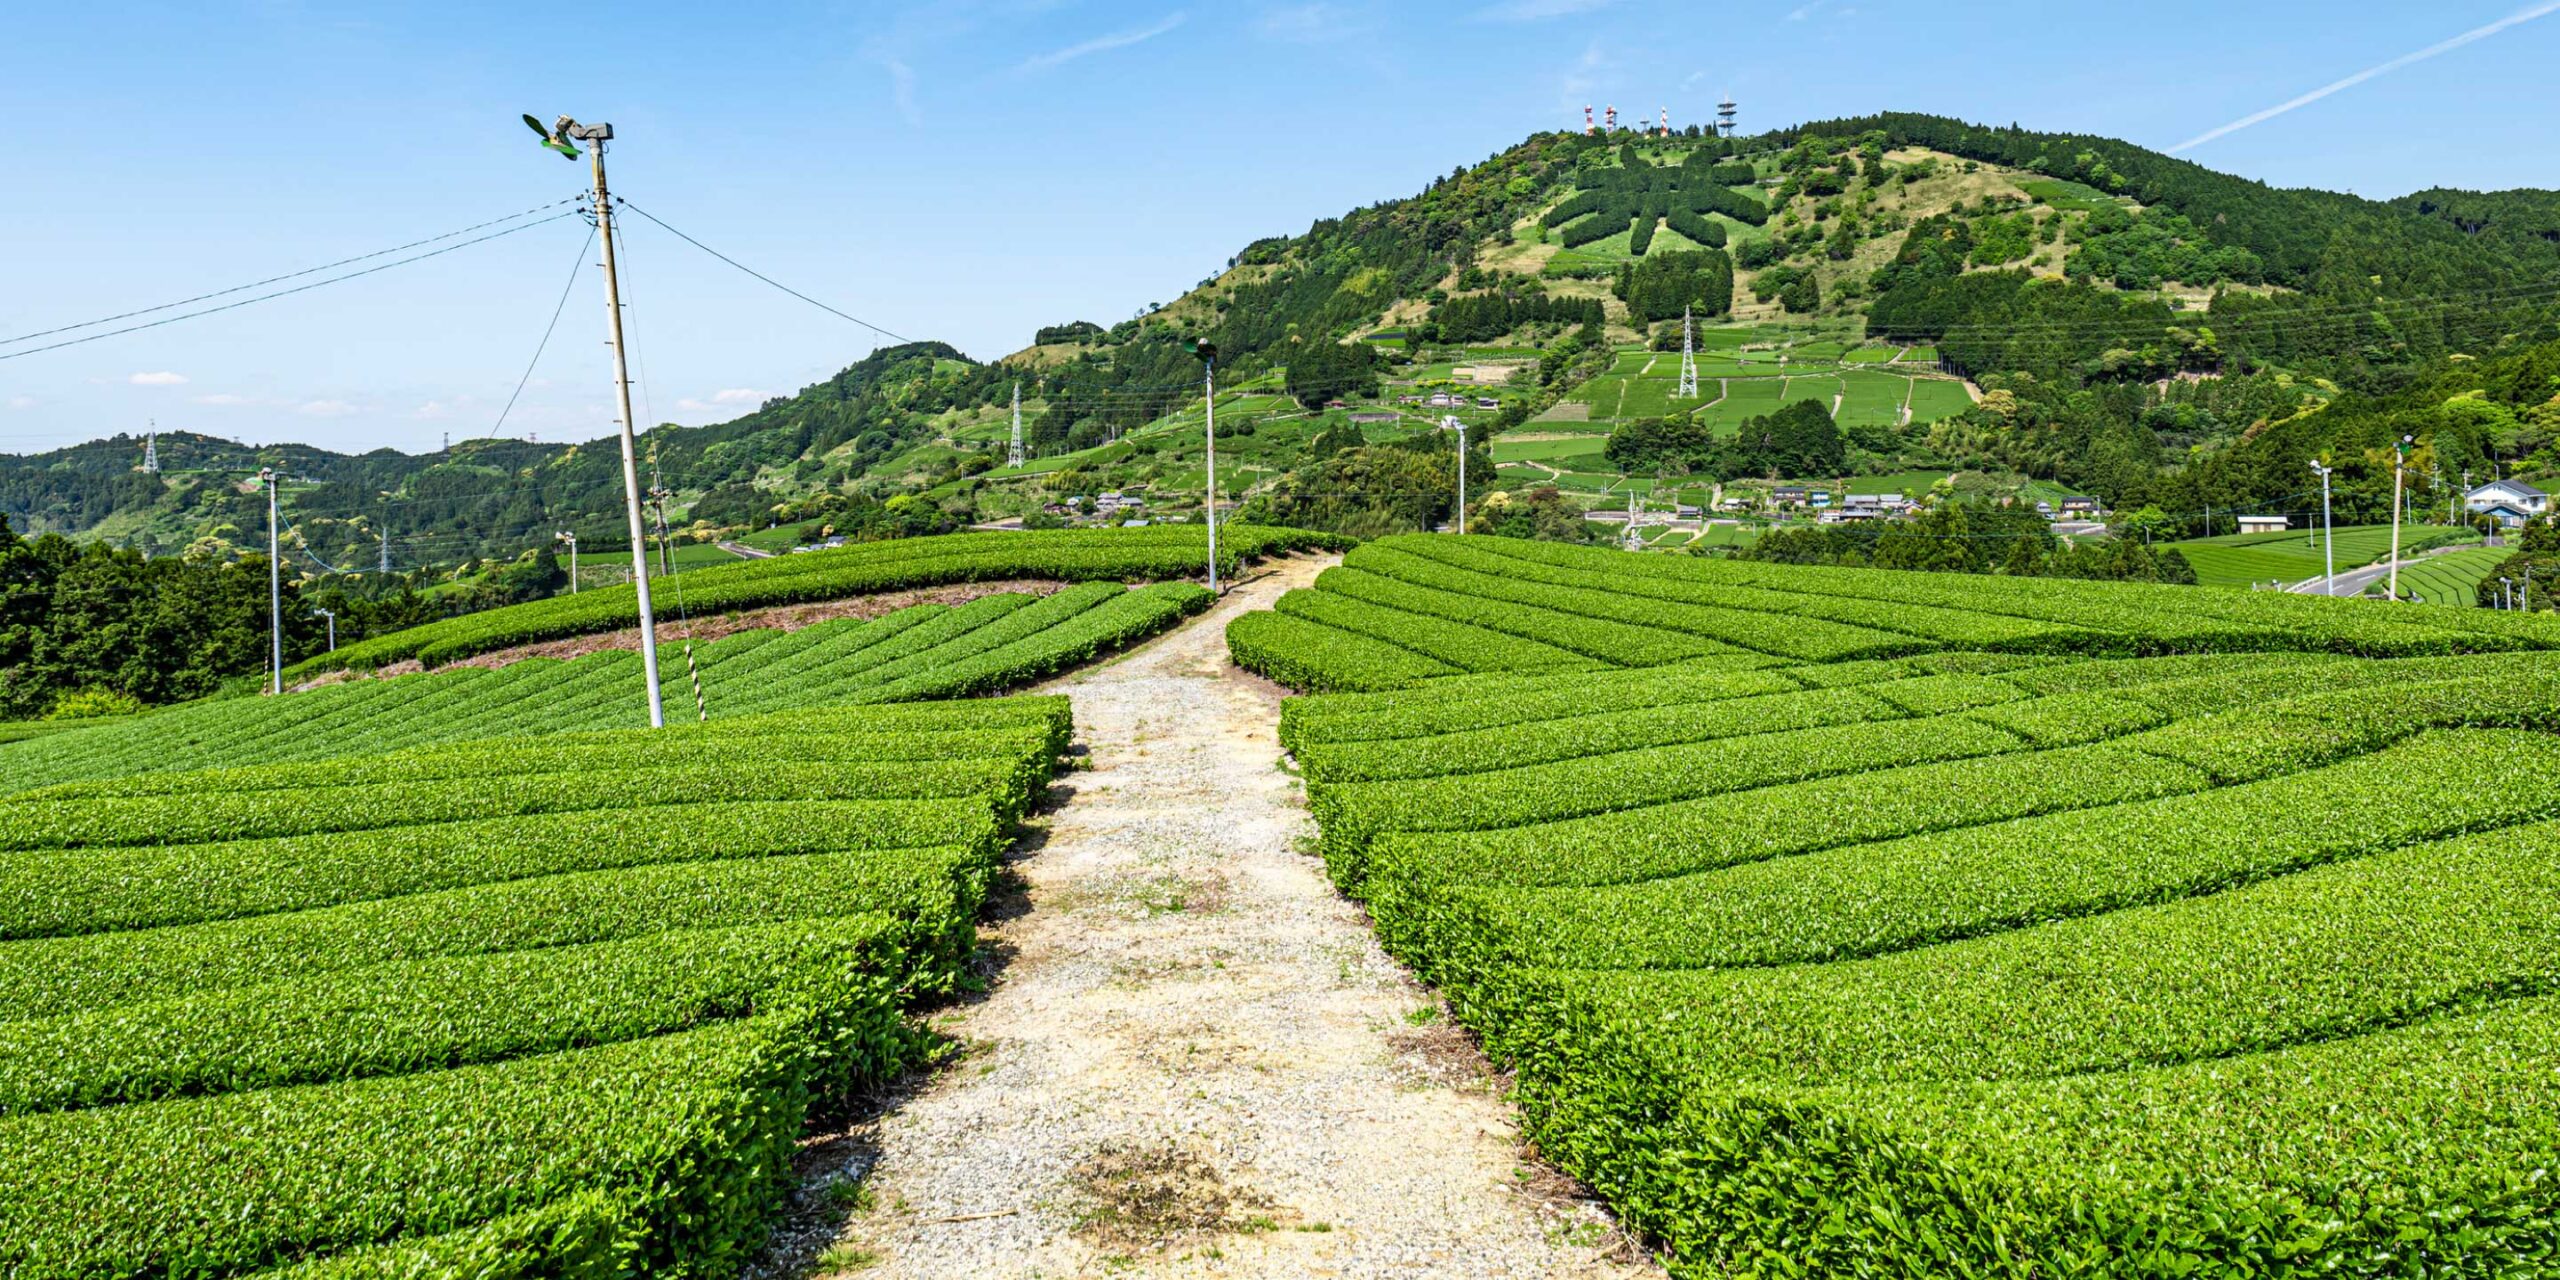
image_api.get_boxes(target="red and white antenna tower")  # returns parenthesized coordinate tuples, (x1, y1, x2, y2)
(1658, 108, 1669, 138)
(1583, 105, 1595, 135)
(1605, 104, 1617, 131)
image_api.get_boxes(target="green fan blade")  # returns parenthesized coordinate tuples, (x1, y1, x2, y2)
(522, 113, 551, 139)
(543, 138, 582, 160)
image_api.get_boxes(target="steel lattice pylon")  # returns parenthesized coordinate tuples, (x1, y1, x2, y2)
(1676, 306, 1699, 400)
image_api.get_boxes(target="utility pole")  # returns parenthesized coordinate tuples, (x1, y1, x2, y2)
(648, 489, 675, 576)
(2389, 435, 2412, 602)
(2311, 460, 2335, 595)
(1443, 415, 1468, 533)
(535, 112, 663, 726)
(260, 467, 281, 695)
(313, 607, 336, 653)
(557, 530, 579, 593)
(1185, 339, 1220, 593)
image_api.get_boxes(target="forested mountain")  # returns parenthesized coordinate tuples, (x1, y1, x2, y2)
(13, 111, 2560, 563)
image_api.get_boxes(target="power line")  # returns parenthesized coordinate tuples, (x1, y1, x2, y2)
(613, 197, 913, 345)
(0, 198, 585, 349)
(491, 221, 599, 438)
(0, 211, 586, 363)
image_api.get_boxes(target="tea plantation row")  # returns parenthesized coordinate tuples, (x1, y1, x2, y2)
(0, 697, 1068, 1276)
(4, 579, 1204, 792)
(290, 524, 1342, 678)
(1228, 534, 2560, 691)
(1245, 543, 2560, 1276)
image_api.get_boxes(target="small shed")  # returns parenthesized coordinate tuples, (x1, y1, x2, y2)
(2236, 515, 2288, 536)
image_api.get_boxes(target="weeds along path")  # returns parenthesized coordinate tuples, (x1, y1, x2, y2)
(803, 553, 1654, 1279)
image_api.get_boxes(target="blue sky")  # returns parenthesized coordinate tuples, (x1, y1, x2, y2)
(3, 0, 2555, 455)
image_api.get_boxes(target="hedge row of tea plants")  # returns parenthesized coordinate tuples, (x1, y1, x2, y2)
(1230, 534, 2560, 692)
(3, 578, 1167, 793)
(0, 699, 1066, 1275)
(1254, 543, 2560, 1277)
(289, 525, 1341, 677)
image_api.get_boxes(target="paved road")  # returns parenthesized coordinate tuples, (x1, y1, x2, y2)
(714, 540, 771, 559)
(2293, 544, 2493, 599)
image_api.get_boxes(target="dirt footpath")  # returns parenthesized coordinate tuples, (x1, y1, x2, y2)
(790, 554, 1656, 1278)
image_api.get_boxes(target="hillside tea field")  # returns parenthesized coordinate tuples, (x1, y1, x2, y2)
(286, 524, 1344, 678)
(5, 579, 1206, 791)
(0, 697, 1067, 1276)
(1241, 534, 2560, 1277)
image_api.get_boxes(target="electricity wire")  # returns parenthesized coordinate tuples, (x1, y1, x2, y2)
(613, 197, 913, 345)
(0, 211, 587, 363)
(491, 221, 598, 439)
(0, 197, 586, 349)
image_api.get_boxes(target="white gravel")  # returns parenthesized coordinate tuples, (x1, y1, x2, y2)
(794, 554, 1659, 1278)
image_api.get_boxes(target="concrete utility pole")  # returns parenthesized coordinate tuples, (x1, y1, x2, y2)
(542, 112, 664, 726)
(2311, 460, 2335, 595)
(313, 607, 336, 653)
(260, 467, 281, 695)
(2389, 435, 2412, 602)
(1444, 415, 1468, 533)
(557, 530, 579, 594)
(1184, 339, 1222, 593)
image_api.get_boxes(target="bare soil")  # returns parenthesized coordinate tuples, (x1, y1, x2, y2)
(765, 555, 1660, 1279)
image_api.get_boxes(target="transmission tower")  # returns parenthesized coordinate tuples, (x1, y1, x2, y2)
(140, 422, 158, 474)
(1008, 382, 1025, 469)
(1717, 94, 1738, 138)
(378, 527, 391, 574)
(1677, 307, 1699, 400)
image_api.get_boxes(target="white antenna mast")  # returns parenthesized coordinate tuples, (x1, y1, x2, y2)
(141, 421, 159, 474)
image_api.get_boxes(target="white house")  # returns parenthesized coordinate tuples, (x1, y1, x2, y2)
(2467, 479, 2549, 527)
(2236, 515, 2288, 536)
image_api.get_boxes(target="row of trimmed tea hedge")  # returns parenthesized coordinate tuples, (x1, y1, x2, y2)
(1229, 533, 2560, 693)
(1281, 636, 2560, 1275)
(288, 524, 1341, 677)
(2, 576, 1153, 793)
(0, 699, 1065, 1276)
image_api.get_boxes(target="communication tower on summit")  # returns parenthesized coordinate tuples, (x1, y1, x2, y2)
(1604, 105, 1618, 132)
(1658, 108, 1669, 138)
(1583, 105, 1595, 135)
(139, 422, 158, 474)
(1717, 95, 1738, 138)
(1008, 382, 1025, 469)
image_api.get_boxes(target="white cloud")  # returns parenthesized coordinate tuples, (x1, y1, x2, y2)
(676, 388, 777, 412)
(190, 393, 258, 407)
(1258, 3, 1371, 41)
(128, 370, 188, 386)
(1786, 0, 1831, 19)
(1478, 0, 1613, 20)
(1559, 39, 1610, 104)
(5, 395, 34, 411)
(297, 399, 361, 417)
(882, 57, 922, 125)
(1022, 11, 1185, 70)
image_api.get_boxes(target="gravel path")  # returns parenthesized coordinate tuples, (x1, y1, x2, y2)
(785, 554, 1657, 1279)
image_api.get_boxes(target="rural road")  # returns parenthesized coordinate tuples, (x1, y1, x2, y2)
(2294, 544, 2490, 598)
(717, 540, 773, 559)
(776, 555, 1656, 1279)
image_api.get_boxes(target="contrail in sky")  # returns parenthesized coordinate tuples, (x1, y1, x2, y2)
(2169, 1, 2560, 153)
